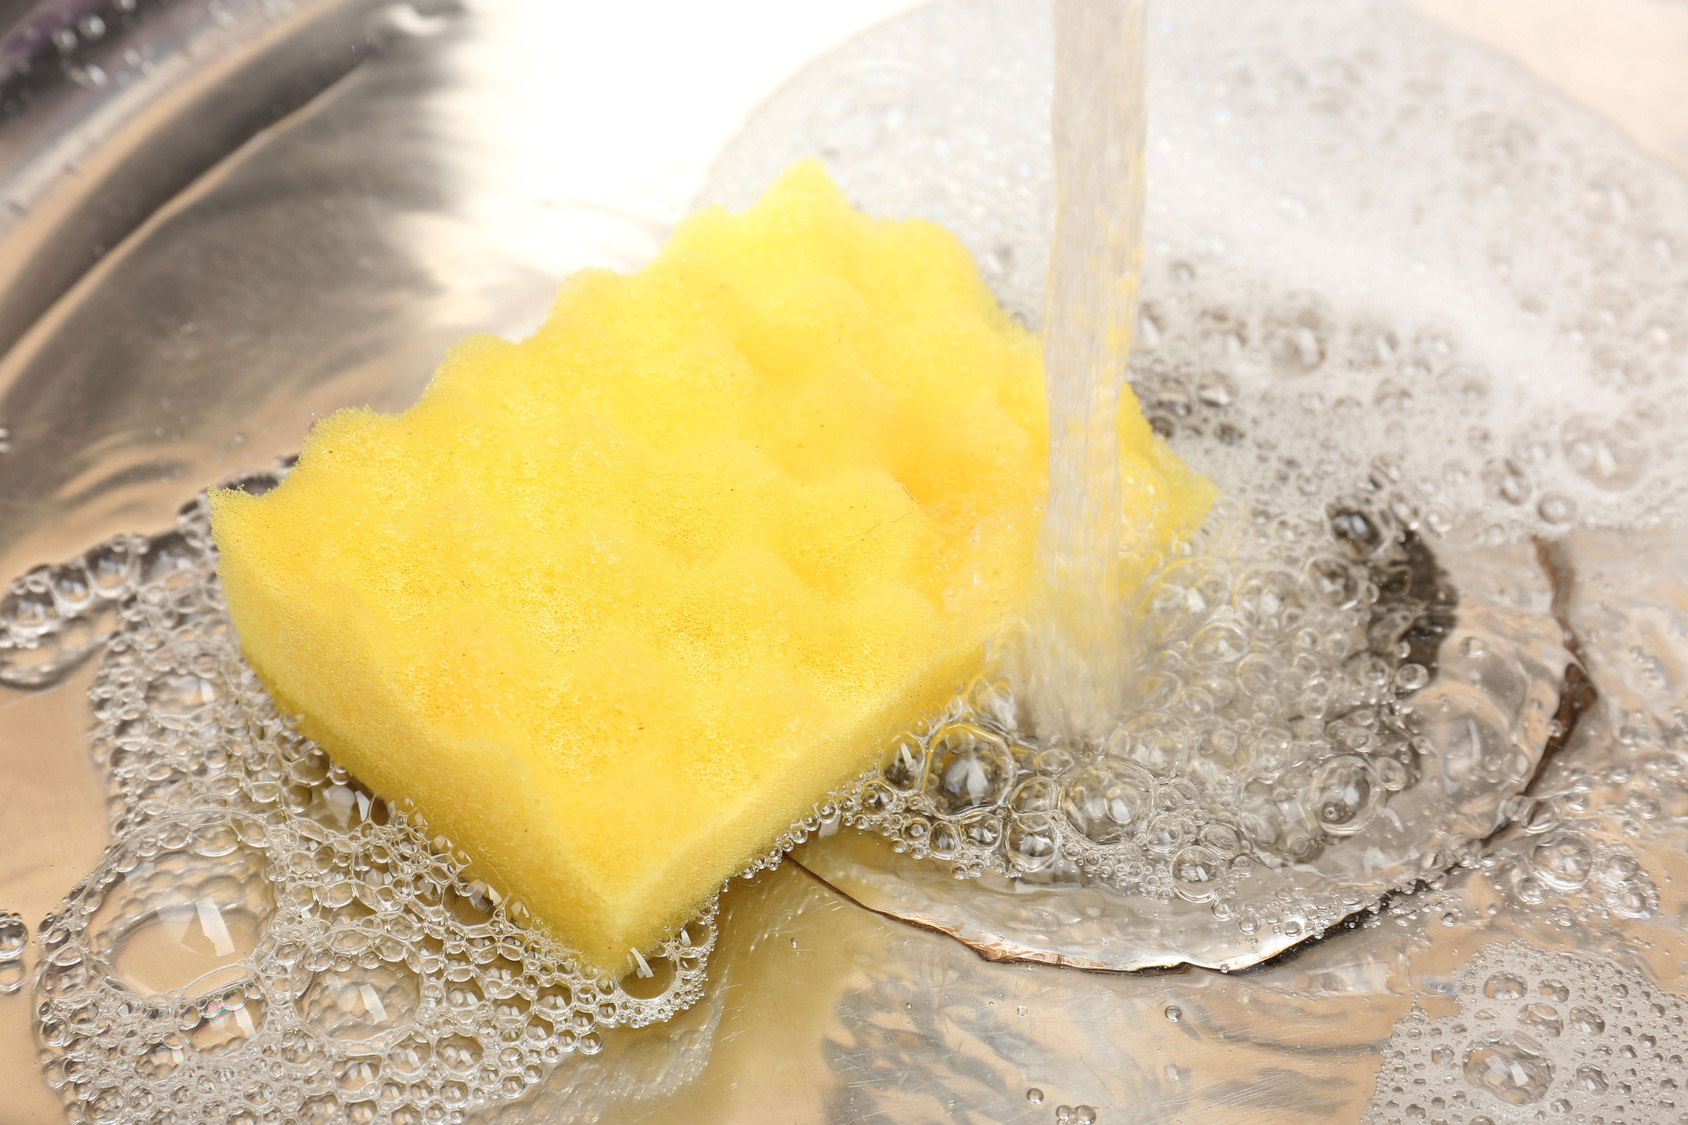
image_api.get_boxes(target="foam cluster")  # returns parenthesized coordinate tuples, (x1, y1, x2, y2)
(1368, 942, 1688, 1124)
(29, 489, 715, 1125)
(840, 496, 1443, 911)
(0, 911, 23, 996)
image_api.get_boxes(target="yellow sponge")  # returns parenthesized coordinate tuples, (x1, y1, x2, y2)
(209, 161, 1212, 972)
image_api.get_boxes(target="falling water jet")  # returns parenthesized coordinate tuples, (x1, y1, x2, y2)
(1016, 0, 1149, 745)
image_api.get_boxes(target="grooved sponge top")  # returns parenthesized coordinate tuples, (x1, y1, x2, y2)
(209, 161, 1213, 972)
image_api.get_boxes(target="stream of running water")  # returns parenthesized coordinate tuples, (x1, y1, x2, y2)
(1020, 0, 1148, 745)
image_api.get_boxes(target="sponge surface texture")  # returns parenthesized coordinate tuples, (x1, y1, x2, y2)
(209, 162, 1212, 971)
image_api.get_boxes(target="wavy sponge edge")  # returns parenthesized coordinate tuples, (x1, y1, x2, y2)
(208, 160, 1213, 973)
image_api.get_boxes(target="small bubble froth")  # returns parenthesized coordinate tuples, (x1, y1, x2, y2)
(0, 911, 26, 996)
(1368, 943, 1688, 1124)
(837, 493, 1454, 931)
(22, 0, 1688, 1110)
(30, 481, 718, 1125)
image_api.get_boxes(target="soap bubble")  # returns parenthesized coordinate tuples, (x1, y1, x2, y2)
(1371, 944, 1688, 1123)
(1309, 756, 1381, 836)
(1463, 1033, 1553, 1105)
(1562, 414, 1649, 490)
(27, 484, 721, 1125)
(1060, 763, 1154, 845)
(922, 723, 1015, 816)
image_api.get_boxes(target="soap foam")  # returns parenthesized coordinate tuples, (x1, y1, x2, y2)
(7, 0, 1688, 1116)
(20, 485, 716, 1125)
(837, 495, 1445, 907)
(0, 911, 23, 996)
(1368, 942, 1688, 1124)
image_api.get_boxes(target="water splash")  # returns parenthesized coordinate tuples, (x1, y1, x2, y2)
(1019, 0, 1149, 744)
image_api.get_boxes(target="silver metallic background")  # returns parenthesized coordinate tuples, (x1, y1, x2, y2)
(1, 1, 1686, 1122)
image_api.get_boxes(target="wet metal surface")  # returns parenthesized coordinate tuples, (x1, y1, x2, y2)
(791, 541, 1575, 974)
(1, 0, 1687, 1123)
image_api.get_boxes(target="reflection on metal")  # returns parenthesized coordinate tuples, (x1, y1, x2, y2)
(793, 540, 1578, 974)
(0, 0, 661, 586)
(1, 0, 1687, 1120)
(0, 0, 428, 364)
(0, 913, 24, 996)
(487, 862, 1400, 1124)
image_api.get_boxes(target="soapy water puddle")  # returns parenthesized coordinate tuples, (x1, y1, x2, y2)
(3, 0, 1688, 1122)
(0, 476, 1597, 1122)
(699, 0, 1688, 1120)
(1367, 941, 1688, 1123)
(5, 497, 721, 1123)
(701, 0, 1668, 976)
